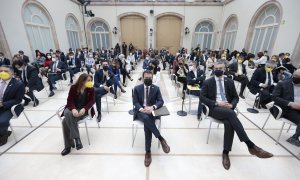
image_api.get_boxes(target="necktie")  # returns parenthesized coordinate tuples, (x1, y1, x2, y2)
(267, 72, 272, 85)
(0, 81, 6, 102)
(218, 79, 226, 101)
(23, 70, 27, 84)
(146, 86, 149, 106)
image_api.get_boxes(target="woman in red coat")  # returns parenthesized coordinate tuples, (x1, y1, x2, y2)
(61, 73, 95, 156)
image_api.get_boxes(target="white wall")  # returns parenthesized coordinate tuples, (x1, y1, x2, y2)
(0, 0, 84, 60)
(221, 0, 300, 56)
(0, 0, 299, 60)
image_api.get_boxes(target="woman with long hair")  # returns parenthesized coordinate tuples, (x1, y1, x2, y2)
(61, 73, 95, 156)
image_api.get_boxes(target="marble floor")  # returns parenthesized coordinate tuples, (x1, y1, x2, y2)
(0, 62, 300, 180)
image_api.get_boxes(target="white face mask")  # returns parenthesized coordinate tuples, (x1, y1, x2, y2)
(89, 55, 93, 58)
(52, 58, 56, 62)
(189, 66, 195, 71)
(70, 56, 74, 59)
(78, 52, 81, 55)
(47, 56, 51, 59)
(130, 53, 132, 56)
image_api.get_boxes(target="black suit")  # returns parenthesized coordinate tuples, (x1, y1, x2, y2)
(47, 61, 68, 91)
(21, 55, 30, 64)
(94, 69, 115, 114)
(228, 63, 249, 95)
(133, 84, 164, 151)
(0, 58, 10, 66)
(249, 68, 278, 105)
(21, 65, 43, 103)
(272, 79, 300, 138)
(0, 78, 25, 135)
(200, 77, 250, 151)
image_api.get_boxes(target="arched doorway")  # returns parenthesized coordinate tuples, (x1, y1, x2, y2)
(120, 15, 146, 51)
(156, 15, 182, 54)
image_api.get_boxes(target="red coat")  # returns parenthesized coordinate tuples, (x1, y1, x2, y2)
(63, 84, 95, 117)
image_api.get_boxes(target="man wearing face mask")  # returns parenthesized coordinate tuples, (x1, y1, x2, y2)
(0, 52, 10, 66)
(13, 59, 43, 107)
(122, 42, 127, 57)
(272, 69, 300, 147)
(67, 52, 81, 85)
(94, 60, 115, 122)
(0, 65, 25, 146)
(249, 61, 278, 109)
(47, 54, 68, 97)
(228, 56, 249, 99)
(200, 61, 273, 170)
(85, 53, 95, 75)
(18, 50, 29, 64)
(187, 61, 206, 119)
(133, 70, 170, 167)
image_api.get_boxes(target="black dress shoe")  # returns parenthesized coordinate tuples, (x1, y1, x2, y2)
(197, 114, 201, 120)
(239, 94, 245, 99)
(121, 89, 126, 93)
(160, 138, 170, 154)
(23, 100, 31, 106)
(123, 84, 127, 87)
(61, 147, 71, 156)
(0, 131, 12, 146)
(114, 94, 117, 99)
(97, 114, 102, 122)
(33, 100, 39, 107)
(74, 138, 83, 150)
(144, 152, 152, 167)
(48, 91, 55, 97)
(222, 153, 231, 170)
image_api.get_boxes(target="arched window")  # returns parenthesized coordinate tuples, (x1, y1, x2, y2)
(222, 16, 238, 51)
(66, 15, 81, 50)
(90, 21, 110, 50)
(250, 5, 280, 55)
(23, 3, 55, 53)
(193, 21, 214, 49)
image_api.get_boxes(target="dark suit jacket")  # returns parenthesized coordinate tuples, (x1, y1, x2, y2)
(21, 55, 30, 64)
(200, 77, 239, 110)
(186, 68, 206, 86)
(0, 58, 10, 66)
(1, 78, 25, 116)
(64, 85, 95, 117)
(22, 65, 43, 91)
(94, 69, 114, 88)
(249, 67, 278, 94)
(68, 58, 81, 68)
(228, 63, 247, 76)
(272, 79, 295, 115)
(133, 84, 164, 118)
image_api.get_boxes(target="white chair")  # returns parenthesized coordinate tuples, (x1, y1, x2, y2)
(9, 104, 33, 141)
(56, 105, 99, 145)
(199, 104, 240, 144)
(132, 117, 161, 148)
(262, 103, 297, 144)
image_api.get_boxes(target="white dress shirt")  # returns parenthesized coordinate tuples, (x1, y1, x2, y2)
(294, 85, 300, 103)
(0, 79, 11, 102)
(215, 76, 227, 102)
(237, 64, 243, 75)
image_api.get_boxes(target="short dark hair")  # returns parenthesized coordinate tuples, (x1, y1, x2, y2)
(13, 59, 25, 67)
(101, 60, 109, 64)
(143, 70, 153, 78)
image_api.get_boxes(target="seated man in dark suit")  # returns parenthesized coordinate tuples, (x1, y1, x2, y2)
(18, 50, 30, 64)
(0, 65, 25, 146)
(133, 70, 170, 167)
(187, 60, 206, 119)
(94, 60, 115, 122)
(228, 56, 249, 99)
(0, 52, 10, 66)
(47, 54, 68, 97)
(200, 61, 273, 170)
(67, 52, 81, 85)
(249, 61, 278, 108)
(272, 69, 300, 147)
(13, 59, 43, 107)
